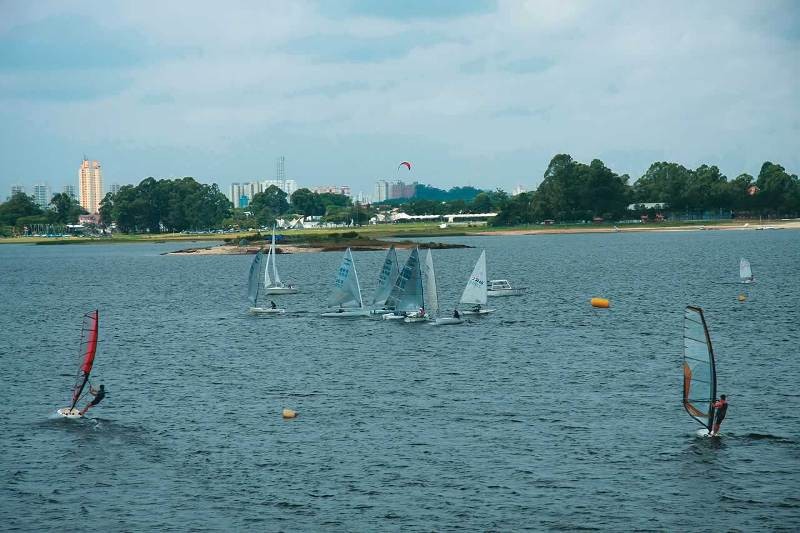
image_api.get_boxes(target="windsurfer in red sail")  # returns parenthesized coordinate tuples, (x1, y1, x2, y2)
(79, 384, 106, 416)
(710, 395, 728, 436)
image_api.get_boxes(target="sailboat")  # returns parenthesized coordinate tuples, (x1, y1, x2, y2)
(321, 248, 369, 317)
(383, 247, 426, 321)
(459, 250, 495, 315)
(57, 310, 99, 418)
(248, 249, 286, 314)
(424, 249, 463, 326)
(370, 245, 399, 315)
(739, 258, 754, 284)
(683, 305, 718, 437)
(263, 228, 298, 294)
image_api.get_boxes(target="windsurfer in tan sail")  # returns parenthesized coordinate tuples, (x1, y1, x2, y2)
(79, 384, 106, 416)
(709, 395, 728, 436)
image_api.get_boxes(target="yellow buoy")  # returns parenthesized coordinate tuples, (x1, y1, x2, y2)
(591, 297, 610, 309)
(282, 408, 297, 419)
(738, 294, 747, 302)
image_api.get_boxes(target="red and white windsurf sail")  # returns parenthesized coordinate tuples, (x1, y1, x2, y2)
(68, 310, 99, 411)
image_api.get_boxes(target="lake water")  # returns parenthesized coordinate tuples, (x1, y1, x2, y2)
(1, 230, 799, 531)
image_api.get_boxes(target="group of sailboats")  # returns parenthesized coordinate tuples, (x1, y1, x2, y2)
(317, 245, 494, 324)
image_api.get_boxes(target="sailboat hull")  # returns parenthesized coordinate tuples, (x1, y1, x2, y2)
(432, 317, 463, 326)
(487, 288, 527, 297)
(56, 407, 83, 418)
(263, 286, 299, 294)
(461, 308, 495, 315)
(320, 309, 369, 318)
(249, 307, 286, 315)
(382, 313, 406, 320)
(403, 315, 430, 323)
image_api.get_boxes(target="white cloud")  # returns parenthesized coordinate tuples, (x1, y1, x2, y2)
(1, 0, 798, 194)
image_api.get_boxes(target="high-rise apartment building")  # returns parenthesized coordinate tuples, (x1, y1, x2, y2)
(63, 185, 77, 200)
(261, 179, 298, 197)
(110, 183, 122, 195)
(374, 180, 389, 202)
(10, 184, 25, 199)
(33, 183, 51, 209)
(79, 158, 103, 214)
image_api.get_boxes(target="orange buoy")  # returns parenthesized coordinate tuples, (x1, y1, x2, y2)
(282, 408, 297, 419)
(591, 297, 610, 308)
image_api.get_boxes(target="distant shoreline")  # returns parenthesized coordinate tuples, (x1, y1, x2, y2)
(1, 220, 798, 249)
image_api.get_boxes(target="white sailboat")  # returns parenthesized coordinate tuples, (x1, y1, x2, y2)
(460, 250, 495, 315)
(248, 249, 286, 315)
(424, 249, 463, 326)
(383, 248, 427, 321)
(263, 228, 299, 294)
(370, 245, 399, 315)
(739, 257, 754, 284)
(321, 248, 369, 317)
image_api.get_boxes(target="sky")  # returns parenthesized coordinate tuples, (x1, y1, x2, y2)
(1, 0, 798, 198)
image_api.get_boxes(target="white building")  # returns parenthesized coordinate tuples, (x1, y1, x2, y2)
(374, 180, 389, 202)
(63, 185, 77, 199)
(10, 184, 25, 199)
(79, 158, 103, 214)
(261, 179, 298, 197)
(512, 185, 527, 196)
(110, 183, 122, 195)
(33, 183, 51, 209)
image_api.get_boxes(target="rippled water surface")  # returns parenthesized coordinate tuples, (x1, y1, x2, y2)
(1, 230, 799, 531)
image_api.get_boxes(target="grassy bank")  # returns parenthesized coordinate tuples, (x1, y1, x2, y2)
(1, 219, 796, 246)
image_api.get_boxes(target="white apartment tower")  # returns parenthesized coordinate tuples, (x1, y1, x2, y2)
(33, 183, 51, 209)
(79, 158, 103, 214)
(374, 180, 389, 202)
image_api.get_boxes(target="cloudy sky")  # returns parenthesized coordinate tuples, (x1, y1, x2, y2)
(1, 0, 798, 197)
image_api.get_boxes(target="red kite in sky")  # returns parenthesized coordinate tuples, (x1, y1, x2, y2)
(398, 161, 412, 171)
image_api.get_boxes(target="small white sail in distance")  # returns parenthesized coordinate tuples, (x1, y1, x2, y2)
(460, 250, 488, 306)
(739, 257, 753, 283)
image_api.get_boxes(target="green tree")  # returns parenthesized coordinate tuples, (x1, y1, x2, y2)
(50, 192, 85, 224)
(290, 188, 325, 216)
(755, 162, 800, 217)
(0, 192, 43, 226)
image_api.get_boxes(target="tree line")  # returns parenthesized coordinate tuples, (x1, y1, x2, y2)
(0, 191, 86, 235)
(491, 155, 799, 226)
(2, 156, 797, 234)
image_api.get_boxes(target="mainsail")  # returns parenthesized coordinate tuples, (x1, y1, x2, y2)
(739, 258, 752, 282)
(248, 249, 264, 306)
(460, 250, 488, 306)
(423, 249, 439, 316)
(69, 310, 99, 412)
(385, 248, 424, 313)
(683, 306, 717, 430)
(328, 248, 364, 309)
(269, 228, 281, 286)
(371, 245, 399, 307)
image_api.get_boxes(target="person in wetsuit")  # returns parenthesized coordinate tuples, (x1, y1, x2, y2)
(79, 384, 106, 416)
(453, 309, 460, 319)
(710, 394, 728, 436)
(270, 300, 277, 309)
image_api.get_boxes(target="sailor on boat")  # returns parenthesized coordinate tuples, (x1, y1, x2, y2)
(270, 300, 277, 309)
(79, 384, 106, 416)
(710, 395, 728, 436)
(453, 309, 460, 319)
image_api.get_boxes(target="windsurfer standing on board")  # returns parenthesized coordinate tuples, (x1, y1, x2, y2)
(710, 395, 728, 436)
(79, 384, 106, 416)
